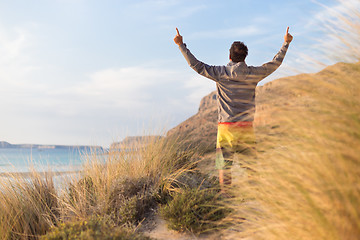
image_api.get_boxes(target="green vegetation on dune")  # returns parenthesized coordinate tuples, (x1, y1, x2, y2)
(41, 217, 153, 240)
(160, 187, 230, 234)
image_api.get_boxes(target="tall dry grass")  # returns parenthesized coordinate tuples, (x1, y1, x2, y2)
(227, 1, 360, 239)
(56, 134, 199, 224)
(0, 172, 58, 240)
(316, 0, 360, 63)
(0, 134, 200, 239)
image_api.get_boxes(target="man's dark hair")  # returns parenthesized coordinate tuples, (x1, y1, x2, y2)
(230, 41, 248, 62)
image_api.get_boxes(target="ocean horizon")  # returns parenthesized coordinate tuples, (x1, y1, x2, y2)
(0, 147, 101, 174)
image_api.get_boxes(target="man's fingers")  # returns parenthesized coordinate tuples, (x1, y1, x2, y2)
(286, 27, 289, 35)
(176, 28, 180, 36)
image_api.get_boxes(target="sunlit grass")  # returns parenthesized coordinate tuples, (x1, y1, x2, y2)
(58, 135, 199, 223)
(0, 172, 58, 240)
(0, 134, 205, 239)
(226, 1, 360, 239)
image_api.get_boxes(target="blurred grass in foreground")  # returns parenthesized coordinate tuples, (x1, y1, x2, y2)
(227, 1, 360, 239)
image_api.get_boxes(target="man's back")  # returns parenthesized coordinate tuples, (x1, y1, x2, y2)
(178, 41, 290, 122)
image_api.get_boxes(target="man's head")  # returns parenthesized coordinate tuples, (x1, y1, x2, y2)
(229, 41, 248, 62)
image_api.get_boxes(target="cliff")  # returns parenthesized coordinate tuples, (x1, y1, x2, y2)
(110, 136, 164, 150)
(166, 91, 218, 153)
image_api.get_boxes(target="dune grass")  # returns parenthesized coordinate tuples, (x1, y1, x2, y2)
(58, 135, 201, 221)
(231, 62, 360, 239)
(226, 1, 360, 239)
(0, 172, 58, 240)
(0, 133, 226, 239)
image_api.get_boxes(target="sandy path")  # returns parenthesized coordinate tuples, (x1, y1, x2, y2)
(142, 214, 221, 240)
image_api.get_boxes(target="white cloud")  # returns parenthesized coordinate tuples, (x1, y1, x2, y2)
(309, 0, 360, 25)
(0, 27, 29, 60)
(156, 5, 207, 21)
(189, 26, 261, 40)
(131, 0, 206, 20)
(71, 67, 179, 109)
(278, 0, 360, 77)
(0, 65, 190, 146)
(132, 0, 182, 8)
(183, 75, 216, 104)
(306, 0, 360, 63)
(0, 25, 36, 82)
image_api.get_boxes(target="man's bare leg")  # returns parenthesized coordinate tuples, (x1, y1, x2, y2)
(219, 169, 232, 194)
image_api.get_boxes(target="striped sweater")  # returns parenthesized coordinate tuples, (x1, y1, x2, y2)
(179, 42, 289, 122)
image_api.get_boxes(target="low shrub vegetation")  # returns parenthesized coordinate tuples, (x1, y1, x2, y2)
(160, 187, 231, 234)
(106, 176, 157, 226)
(40, 217, 153, 240)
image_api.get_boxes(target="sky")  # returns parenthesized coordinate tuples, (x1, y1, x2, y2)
(0, 0, 355, 147)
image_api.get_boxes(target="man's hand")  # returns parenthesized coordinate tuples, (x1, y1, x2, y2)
(174, 28, 183, 46)
(284, 27, 293, 44)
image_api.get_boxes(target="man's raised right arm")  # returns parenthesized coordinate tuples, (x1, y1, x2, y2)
(250, 27, 293, 78)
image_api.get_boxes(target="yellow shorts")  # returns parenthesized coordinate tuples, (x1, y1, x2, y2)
(215, 122, 256, 170)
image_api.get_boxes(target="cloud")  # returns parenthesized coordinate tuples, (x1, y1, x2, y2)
(0, 27, 30, 60)
(305, 0, 360, 63)
(188, 26, 261, 40)
(0, 25, 37, 83)
(156, 5, 207, 21)
(129, 0, 207, 23)
(132, 0, 182, 8)
(0, 63, 195, 146)
(183, 75, 216, 104)
(71, 67, 179, 109)
(309, 0, 360, 25)
(0, 33, 24, 61)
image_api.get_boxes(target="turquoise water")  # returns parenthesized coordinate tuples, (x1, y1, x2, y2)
(0, 148, 92, 173)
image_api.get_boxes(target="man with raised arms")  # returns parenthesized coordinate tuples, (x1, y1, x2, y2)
(174, 27, 293, 194)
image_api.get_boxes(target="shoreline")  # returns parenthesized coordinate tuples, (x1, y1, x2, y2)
(0, 170, 81, 178)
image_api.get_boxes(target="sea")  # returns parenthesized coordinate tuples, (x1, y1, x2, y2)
(0, 148, 90, 173)
(0, 147, 106, 188)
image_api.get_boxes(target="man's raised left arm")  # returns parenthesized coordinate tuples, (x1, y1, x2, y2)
(174, 28, 224, 82)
